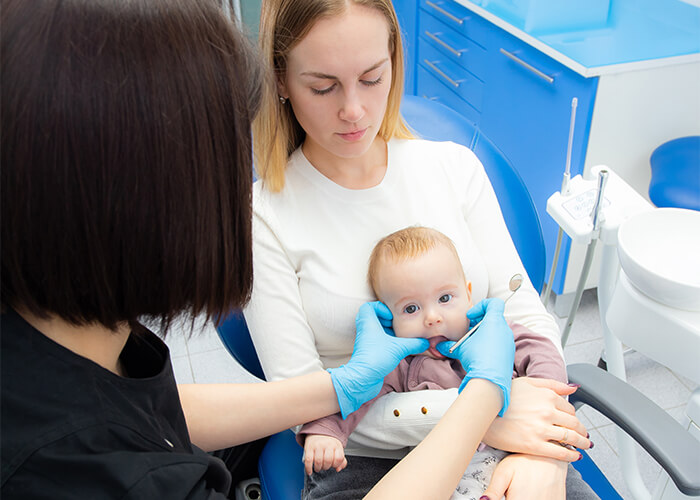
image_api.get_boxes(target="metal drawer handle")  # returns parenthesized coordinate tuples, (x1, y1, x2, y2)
(426, 1, 467, 25)
(424, 59, 460, 88)
(425, 31, 462, 57)
(499, 48, 554, 84)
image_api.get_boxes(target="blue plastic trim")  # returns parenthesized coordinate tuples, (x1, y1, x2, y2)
(258, 430, 304, 500)
(572, 449, 623, 500)
(215, 311, 265, 380)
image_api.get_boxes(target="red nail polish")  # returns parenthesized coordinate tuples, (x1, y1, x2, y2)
(586, 432, 590, 438)
(480, 496, 490, 500)
(577, 452, 583, 461)
(589, 441, 594, 449)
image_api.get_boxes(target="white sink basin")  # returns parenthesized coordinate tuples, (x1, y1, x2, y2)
(617, 208, 700, 311)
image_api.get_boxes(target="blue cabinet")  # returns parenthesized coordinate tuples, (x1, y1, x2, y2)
(416, 0, 490, 124)
(478, 26, 598, 293)
(393, 1, 419, 95)
(395, 0, 600, 294)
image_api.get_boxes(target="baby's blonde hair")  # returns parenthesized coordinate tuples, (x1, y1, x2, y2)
(368, 226, 463, 298)
(252, 0, 414, 193)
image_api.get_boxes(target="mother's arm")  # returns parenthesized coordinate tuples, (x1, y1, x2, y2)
(353, 376, 591, 460)
(243, 212, 325, 381)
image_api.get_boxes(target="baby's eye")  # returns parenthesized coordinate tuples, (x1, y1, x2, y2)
(439, 294, 452, 303)
(404, 304, 419, 314)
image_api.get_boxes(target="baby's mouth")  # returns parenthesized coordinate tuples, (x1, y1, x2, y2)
(427, 335, 449, 359)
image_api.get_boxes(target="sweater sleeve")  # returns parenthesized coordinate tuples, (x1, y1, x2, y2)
(511, 322, 568, 383)
(243, 204, 324, 381)
(452, 145, 564, 360)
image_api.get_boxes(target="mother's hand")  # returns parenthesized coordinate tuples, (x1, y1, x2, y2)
(482, 453, 568, 500)
(482, 377, 591, 462)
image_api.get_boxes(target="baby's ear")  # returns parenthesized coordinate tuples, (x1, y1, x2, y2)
(465, 280, 473, 302)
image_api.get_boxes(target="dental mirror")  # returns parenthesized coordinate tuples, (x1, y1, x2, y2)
(507, 273, 524, 298)
(448, 273, 523, 353)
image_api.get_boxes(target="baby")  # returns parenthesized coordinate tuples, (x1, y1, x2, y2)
(298, 226, 566, 498)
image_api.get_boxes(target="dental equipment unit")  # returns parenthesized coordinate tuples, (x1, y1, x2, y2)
(545, 136, 700, 499)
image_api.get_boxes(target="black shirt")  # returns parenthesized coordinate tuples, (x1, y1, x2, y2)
(1, 309, 231, 499)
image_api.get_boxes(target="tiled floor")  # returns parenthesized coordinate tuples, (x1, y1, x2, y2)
(162, 289, 697, 499)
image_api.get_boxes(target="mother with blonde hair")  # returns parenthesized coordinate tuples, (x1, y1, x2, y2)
(246, 0, 598, 498)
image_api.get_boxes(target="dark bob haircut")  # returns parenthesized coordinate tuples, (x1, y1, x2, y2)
(1, 0, 263, 331)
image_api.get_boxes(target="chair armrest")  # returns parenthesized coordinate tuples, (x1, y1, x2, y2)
(567, 363, 700, 496)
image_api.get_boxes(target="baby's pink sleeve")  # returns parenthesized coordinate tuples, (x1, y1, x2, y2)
(298, 414, 351, 447)
(510, 322, 568, 383)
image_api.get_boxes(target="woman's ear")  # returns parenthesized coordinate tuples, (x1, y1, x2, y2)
(277, 77, 289, 100)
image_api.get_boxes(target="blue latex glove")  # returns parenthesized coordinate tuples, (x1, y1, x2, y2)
(328, 301, 429, 418)
(436, 298, 515, 416)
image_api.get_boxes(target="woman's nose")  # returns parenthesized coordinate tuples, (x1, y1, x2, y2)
(339, 91, 364, 123)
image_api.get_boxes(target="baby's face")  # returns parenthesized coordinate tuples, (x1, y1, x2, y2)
(376, 244, 472, 359)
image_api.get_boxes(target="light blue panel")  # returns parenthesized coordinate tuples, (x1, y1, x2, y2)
(539, 0, 700, 67)
(478, 0, 611, 34)
(475, 0, 700, 67)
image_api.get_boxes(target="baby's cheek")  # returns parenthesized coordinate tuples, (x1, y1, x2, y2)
(392, 317, 423, 339)
(448, 313, 470, 340)
(391, 317, 408, 338)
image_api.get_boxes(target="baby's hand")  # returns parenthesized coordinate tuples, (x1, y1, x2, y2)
(302, 434, 347, 475)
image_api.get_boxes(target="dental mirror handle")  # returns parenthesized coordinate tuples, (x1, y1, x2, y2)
(448, 319, 483, 354)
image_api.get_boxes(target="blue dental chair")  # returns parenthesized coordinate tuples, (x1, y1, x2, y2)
(649, 136, 700, 211)
(217, 95, 700, 499)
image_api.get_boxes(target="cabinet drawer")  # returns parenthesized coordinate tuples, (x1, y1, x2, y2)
(420, 11, 489, 80)
(419, 0, 490, 49)
(416, 66, 481, 126)
(419, 38, 484, 111)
